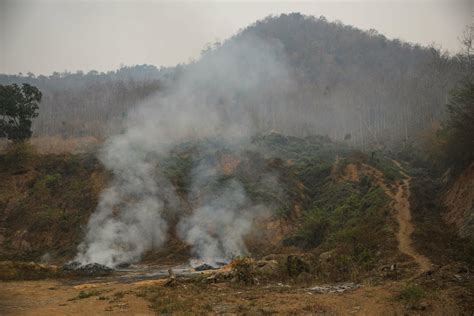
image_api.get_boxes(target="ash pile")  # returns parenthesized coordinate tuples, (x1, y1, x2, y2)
(193, 262, 226, 271)
(191, 260, 228, 272)
(308, 282, 361, 294)
(62, 261, 114, 276)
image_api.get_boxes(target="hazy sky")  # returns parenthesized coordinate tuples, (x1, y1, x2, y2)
(0, 0, 472, 75)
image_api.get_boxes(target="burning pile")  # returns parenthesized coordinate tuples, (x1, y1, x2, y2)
(62, 261, 113, 276)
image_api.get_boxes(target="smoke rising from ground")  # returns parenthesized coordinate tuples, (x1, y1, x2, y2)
(178, 179, 254, 265)
(75, 35, 292, 267)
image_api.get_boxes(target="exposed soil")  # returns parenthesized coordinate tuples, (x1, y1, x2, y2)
(0, 278, 153, 315)
(391, 160, 432, 273)
(443, 162, 474, 239)
(363, 159, 433, 273)
(0, 269, 468, 315)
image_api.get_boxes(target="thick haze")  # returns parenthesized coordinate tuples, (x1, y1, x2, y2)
(0, 0, 471, 75)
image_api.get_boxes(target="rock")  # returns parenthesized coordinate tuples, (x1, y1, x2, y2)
(254, 259, 279, 276)
(453, 274, 463, 282)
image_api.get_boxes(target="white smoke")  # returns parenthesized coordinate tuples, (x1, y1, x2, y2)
(75, 35, 292, 267)
(178, 180, 253, 264)
(177, 155, 269, 265)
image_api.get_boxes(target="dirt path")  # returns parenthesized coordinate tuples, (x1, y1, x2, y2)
(360, 160, 432, 272)
(390, 160, 432, 273)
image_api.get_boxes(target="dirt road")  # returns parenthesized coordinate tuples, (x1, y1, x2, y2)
(360, 160, 432, 273)
(391, 160, 432, 272)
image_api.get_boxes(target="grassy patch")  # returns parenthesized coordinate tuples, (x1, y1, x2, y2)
(140, 286, 201, 313)
(397, 284, 426, 303)
(367, 154, 403, 181)
(285, 177, 393, 281)
(69, 290, 102, 300)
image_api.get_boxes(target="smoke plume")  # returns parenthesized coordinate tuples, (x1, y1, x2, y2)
(75, 35, 292, 267)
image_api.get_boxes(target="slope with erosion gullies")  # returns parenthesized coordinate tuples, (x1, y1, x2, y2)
(0, 134, 404, 279)
(408, 162, 474, 268)
(443, 162, 474, 240)
(0, 146, 107, 262)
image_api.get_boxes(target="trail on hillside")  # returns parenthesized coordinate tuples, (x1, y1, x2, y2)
(358, 160, 432, 272)
(390, 160, 432, 272)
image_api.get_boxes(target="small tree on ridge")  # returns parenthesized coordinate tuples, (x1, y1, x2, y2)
(0, 83, 42, 142)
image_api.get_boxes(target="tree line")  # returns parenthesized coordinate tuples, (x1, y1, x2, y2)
(0, 14, 471, 156)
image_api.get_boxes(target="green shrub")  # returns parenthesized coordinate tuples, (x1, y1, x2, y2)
(285, 209, 329, 248)
(70, 290, 102, 300)
(368, 155, 403, 181)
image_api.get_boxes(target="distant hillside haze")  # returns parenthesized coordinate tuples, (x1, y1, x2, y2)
(232, 14, 465, 143)
(0, 14, 467, 145)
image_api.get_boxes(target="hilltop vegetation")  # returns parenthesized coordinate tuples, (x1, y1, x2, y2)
(1, 13, 468, 147)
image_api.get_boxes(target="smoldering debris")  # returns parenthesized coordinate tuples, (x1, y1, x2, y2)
(62, 261, 114, 276)
(194, 264, 218, 272)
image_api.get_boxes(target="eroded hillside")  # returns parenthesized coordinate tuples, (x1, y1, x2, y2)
(0, 146, 107, 261)
(0, 135, 397, 270)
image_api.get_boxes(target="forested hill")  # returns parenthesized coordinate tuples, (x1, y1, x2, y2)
(228, 13, 466, 144)
(0, 13, 468, 144)
(0, 65, 177, 138)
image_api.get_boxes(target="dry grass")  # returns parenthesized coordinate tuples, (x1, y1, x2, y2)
(0, 137, 100, 155)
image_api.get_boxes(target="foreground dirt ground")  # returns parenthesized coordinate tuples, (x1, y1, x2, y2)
(0, 278, 152, 315)
(0, 274, 469, 315)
